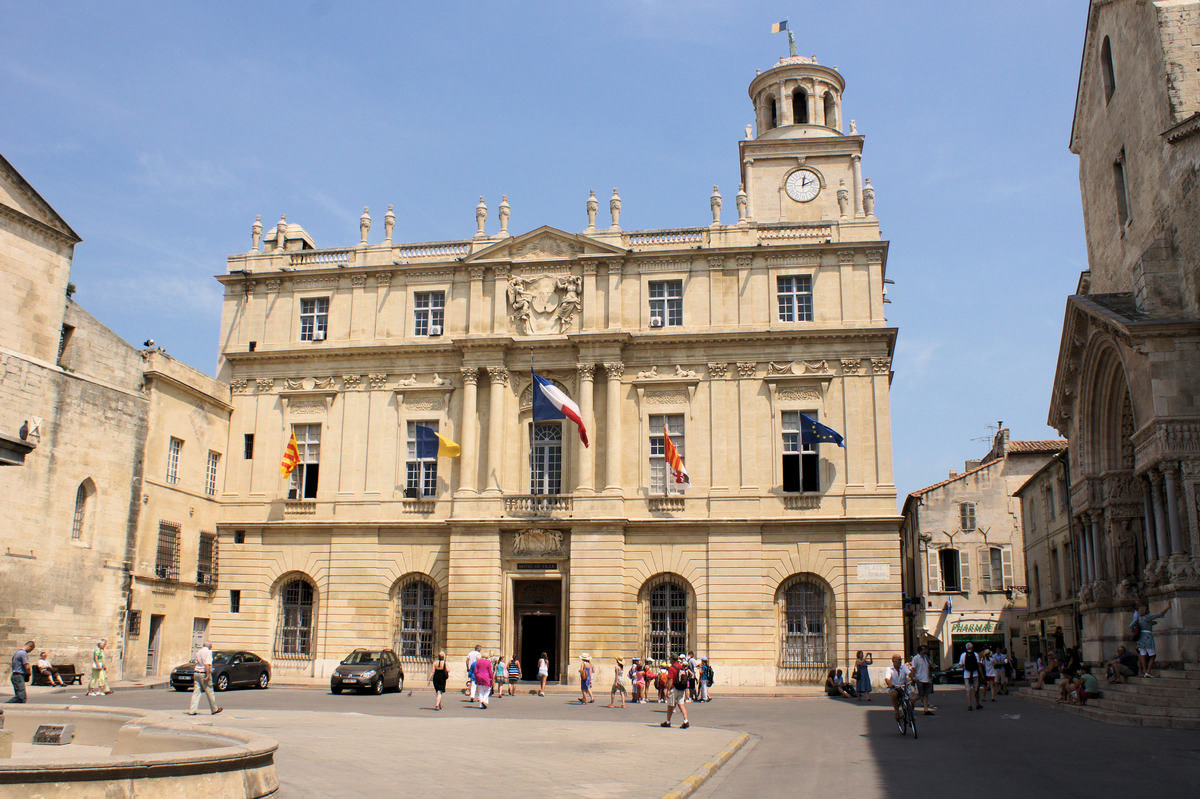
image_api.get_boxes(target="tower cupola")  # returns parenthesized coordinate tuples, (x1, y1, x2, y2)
(748, 55, 846, 139)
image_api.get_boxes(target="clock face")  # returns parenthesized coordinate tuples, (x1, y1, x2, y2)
(785, 169, 822, 202)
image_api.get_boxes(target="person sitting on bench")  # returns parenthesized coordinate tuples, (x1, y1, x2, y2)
(36, 652, 66, 687)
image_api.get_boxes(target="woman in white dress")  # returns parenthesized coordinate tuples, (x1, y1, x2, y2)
(537, 652, 549, 697)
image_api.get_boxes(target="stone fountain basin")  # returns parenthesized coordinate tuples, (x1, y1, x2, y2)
(0, 704, 278, 798)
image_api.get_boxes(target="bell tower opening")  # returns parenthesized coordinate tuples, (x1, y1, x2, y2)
(792, 88, 808, 124)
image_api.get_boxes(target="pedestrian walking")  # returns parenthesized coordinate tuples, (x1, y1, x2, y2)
(633, 658, 647, 703)
(981, 649, 997, 702)
(608, 658, 627, 708)
(959, 642, 983, 711)
(699, 656, 713, 702)
(853, 651, 872, 701)
(494, 655, 507, 699)
(537, 652, 549, 696)
(7, 641, 35, 704)
(578, 653, 593, 704)
(466, 644, 482, 700)
(474, 652, 494, 709)
(910, 644, 935, 715)
(187, 640, 223, 716)
(88, 638, 112, 696)
(661, 654, 691, 729)
(687, 651, 700, 701)
(428, 651, 449, 710)
(506, 655, 521, 696)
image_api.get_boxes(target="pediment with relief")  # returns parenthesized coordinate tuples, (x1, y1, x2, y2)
(464, 225, 625, 264)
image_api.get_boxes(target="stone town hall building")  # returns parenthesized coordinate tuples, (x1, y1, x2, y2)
(212, 55, 902, 686)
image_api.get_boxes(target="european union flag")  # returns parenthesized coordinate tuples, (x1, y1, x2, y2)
(800, 414, 845, 447)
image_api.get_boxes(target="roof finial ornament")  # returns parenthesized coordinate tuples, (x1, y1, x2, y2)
(251, 215, 263, 253)
(384, 205, 395, 244)
(359, 206, 371, 247)
(498, 195, 511, 238)
(475, 196, 487, 239)
(585, 190, 598, 234)
(609, 188, 622, 232)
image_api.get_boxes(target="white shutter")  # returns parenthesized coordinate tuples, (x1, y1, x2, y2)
(978, 547, 992, 592)
(928, 549, 942, 593)
(1002, 547, 1014, 590)
(959, 549, 971, 593)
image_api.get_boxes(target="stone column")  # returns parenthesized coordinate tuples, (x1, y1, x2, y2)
(851, 155, 864, 219)
(458, 368, 479, 493)
(1150, 469, 1171, 560)
(1089, 514, 1103, 582)
(603, 362, 624, 492)
(485, 366, 509, 493)
(1142, 478, 1159, 563)
(576, 364, 595, 493)
(805, 85, 816, 125)
(814, 83, 826, 126)
(1164, 463, 1186, 554)
(778, 82, 792, 126)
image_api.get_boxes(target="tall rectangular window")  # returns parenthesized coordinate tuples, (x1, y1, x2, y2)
(648, 414, 685, 494)
(287, 424, 321, 500)
(405, 421, 439, 498)
(155, 523, 181, 581)
(1049, 548, 1061, 601)
(243, 434, 255, 459)
(530, 422, 563, 495)
(939, 548, 961, 592)
(1114, 151, 1131, 229)
(299, 297, 329, 341)
(230, 589, 241, 614)
(781, 411, 820, 492)
(413, 291, 445, 336)
(960, 502, 976, 531)
(205, 451, 220, 496)
(777, 275, 814, 322)
(197, 532, 217, 586)
(648, 280, 683, 327)
(166, 437, 183, 485)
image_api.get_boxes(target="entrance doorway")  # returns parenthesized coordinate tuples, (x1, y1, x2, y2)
(513, 579, 561, 681)
(146, 614, 164, 676)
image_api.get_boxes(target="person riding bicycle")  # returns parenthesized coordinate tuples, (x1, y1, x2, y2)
(883, 653, 913, 723)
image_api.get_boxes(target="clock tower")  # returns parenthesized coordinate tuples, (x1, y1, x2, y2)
(740, 55, 877, 236)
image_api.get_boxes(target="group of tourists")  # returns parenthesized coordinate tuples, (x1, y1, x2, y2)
(593, 651, 714, 708)
(957, 642, 1015, 710)
(440, 645, 534, 710)
(7, 638, 112, 703)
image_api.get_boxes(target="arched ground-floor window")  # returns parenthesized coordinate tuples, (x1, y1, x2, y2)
(777, 574, 833, 684)
(393, 575, 438, 672)
(274, 575, 316, 661)
(641, 575, 691, 663)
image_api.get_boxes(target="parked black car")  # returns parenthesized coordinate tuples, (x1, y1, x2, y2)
(170, 650, 271, 692)
(933, 664, 965, 684)
(330, 648, 404, 695)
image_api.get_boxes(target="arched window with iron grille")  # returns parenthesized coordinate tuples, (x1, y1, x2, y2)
(647, 580, 688, 662)
(778, 576, 830, 684)
(275, 576, 316, 660)
(394, 577, 436, 661)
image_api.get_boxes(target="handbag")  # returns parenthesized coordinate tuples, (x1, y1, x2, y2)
(851, 667, 860, 681)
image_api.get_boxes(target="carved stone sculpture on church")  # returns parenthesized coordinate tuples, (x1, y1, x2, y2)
(710, 185, 722, 226)
(585, 190, 598, 233)
(507, 274, 583, 335)
(863, 179, 876, 217)
(498, 195, 511, 238)
(384, 205, 395, 244)
(360, 207, 371, 246)
(251, 215, 262, 252)
(837, 180, 849, 218)
(276, 214, 287, 252)
(475, 196, 487, 238)
(610, 188, 622, 231)
(736, 184, 748, 224)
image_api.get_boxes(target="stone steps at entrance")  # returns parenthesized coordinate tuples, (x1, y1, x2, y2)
(1017, 667, 1200, 730)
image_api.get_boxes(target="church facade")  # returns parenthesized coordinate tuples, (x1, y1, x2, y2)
(212, 55, 902, 686)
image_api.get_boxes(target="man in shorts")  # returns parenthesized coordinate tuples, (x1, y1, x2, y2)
(910, 644, 935, 714)
(661, 654, 691, 729)
(883, 653, 912, 722)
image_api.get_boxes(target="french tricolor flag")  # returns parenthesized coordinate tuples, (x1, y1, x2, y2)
(531, 370, 589, 448)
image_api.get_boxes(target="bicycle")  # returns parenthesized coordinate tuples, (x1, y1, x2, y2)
(894, 685, 918, 739)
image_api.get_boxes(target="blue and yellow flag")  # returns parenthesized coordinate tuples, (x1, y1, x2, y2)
(800, 414, 845, 447)
(414, 425, 461, 458)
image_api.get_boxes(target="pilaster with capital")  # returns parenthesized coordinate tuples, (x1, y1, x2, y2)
(458, 367, 480, 493)
(492, 265, 510, 334)
(604, 362, 624, 491)
(485, 366, 509, 493)
(468, 267, 486, 335)
(851, 154, 863, 218)
(576, 364, 596, 492)
(581, 261, 598, 331)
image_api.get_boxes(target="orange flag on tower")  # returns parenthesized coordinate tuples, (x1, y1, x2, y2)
(280, 430, 300, 477)
(663, 422, 691, 491)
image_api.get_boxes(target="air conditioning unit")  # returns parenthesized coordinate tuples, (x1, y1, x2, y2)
(649, 317, 664, 328)
(313, 330, 326, 341)
(429, 326, 442, 337)
(403, 487, 419, 499)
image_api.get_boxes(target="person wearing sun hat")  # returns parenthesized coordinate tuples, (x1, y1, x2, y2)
(578, 653, 594, 704)
(661, 654, 692, 729)
(607, 657, 628, 708)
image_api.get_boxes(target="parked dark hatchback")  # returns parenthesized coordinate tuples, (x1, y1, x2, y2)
(170, 650, 271, 692)
(933, 664, 965, 684)
(330, 648, 404, 695)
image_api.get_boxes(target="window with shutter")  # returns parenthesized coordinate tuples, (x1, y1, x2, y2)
(959, 551, 971, 593)
(927, 549, 942, 593)
(978, 548, 992, 592)
(1001, 547, 1014, 590)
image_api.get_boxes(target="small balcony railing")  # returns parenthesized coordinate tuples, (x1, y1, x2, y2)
(504, 495, 572, 516)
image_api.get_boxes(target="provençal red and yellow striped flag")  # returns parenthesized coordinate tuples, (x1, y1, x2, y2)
(279, 431, 300, 477)
(663, 422, 691, 491)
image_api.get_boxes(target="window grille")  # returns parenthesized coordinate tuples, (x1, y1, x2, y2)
(299, 297, 329, 341)
(530, 422, 562, 495)
(127, 609, 142, 637)
(243, 434, 254, 460)
(648, 581, 687, 662)
(155, 523, 181, 581)
(275, 578, 315, 658)
(71, 482, 88, 540)
(395, 580, 435, 660)
(777, 275, 814, 322)
(781, 581, 826, 666)
(197, 532, 217, 586)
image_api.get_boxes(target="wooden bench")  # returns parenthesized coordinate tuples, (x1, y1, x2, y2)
(30, 663, 83, 686)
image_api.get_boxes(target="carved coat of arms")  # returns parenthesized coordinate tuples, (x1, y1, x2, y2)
(508, 275, 582, 335)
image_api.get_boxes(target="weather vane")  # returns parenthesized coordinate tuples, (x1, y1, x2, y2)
(772, 19, 797, 57)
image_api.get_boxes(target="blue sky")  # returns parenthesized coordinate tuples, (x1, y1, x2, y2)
(2, 0, 1088, 504)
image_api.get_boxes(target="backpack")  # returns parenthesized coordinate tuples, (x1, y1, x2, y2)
(673, 666, 692, 691)
(964, 650, 979, 674)
(704, 665, 714, 685)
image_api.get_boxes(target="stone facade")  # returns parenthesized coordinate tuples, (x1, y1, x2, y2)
(1049, 0, 1200, 664)
(212, 56, 902, 687)
(1013, 450, 1079, 661)
(899, 429, 1065, 669)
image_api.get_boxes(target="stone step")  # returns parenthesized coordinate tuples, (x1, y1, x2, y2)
(1101, 686, 1200, 708)
(1120, 674, 1200, 690)
(1090, 698, 1200, 718)
(1018, 688, 1200, 729)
